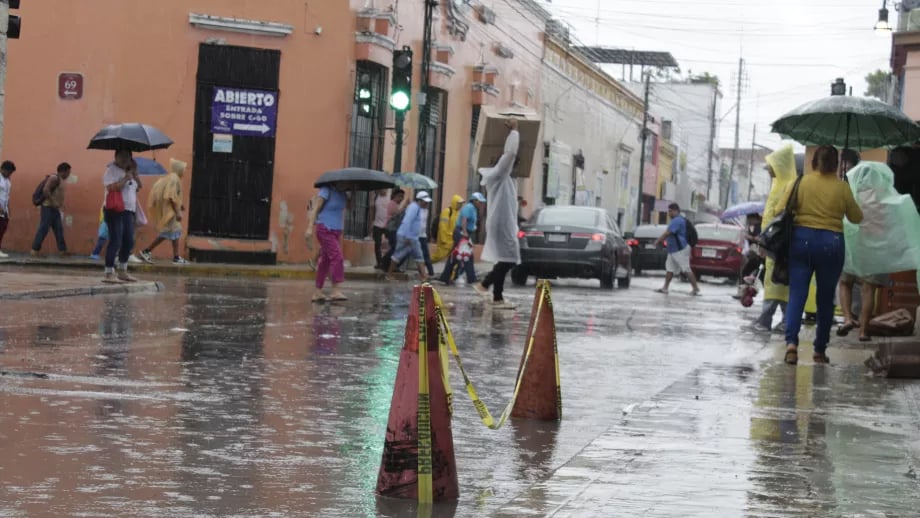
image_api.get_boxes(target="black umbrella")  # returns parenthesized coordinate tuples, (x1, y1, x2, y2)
(314, 167, 396, 191)
(87, 123, 174, 152)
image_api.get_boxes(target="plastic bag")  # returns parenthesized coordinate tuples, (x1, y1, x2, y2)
(843, 161, 920, 291)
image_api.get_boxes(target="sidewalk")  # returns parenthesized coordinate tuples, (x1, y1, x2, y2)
(0, 252, 492, 282)
(0, 270, 164, 300)
(496, 336, 920, 517)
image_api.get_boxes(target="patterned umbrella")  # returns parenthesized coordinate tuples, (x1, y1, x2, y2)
(393, 172, 438, 190)
(771, 95, 920, 150)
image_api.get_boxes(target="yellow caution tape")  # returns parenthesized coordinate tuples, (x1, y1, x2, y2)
(416, 287, 433, 504)
(429, 282, 555, 430)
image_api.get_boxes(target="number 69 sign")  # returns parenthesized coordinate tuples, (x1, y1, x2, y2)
(58, 73, 84, 100)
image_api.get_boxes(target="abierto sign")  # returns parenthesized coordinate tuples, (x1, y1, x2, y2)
(211, 86, 279, 138)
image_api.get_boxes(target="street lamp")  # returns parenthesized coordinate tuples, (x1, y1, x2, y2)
(831, 78, 847, 96)
(875, 0, 892, 33)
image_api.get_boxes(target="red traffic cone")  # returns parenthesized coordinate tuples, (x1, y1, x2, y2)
(511, 279, 562, 420)
(376, 285, 459, 502)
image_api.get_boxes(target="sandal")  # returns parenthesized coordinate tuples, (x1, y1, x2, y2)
(813, 352, 830, 364)
(311, 295, 327, 303)
(784, 345, 799, 365)
(655, 288, 669, 294)
(836, 321, 859, 337)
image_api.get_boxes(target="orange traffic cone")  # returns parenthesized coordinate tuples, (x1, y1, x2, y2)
(511, 279, 562, 420)
(376, 285, 459, 502)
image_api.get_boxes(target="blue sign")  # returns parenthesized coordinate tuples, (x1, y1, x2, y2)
(211, 87, 278, 138)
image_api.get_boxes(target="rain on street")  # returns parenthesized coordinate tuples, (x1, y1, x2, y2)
(1, 271, 919, 517)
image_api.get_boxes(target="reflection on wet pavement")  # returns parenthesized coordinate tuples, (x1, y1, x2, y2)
(0, 274, 918, 517)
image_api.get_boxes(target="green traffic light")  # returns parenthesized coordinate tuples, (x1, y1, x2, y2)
(390, 91, 410, 111)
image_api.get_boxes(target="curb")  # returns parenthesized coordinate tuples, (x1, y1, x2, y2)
(0, 280, 165, 301)
(0, 258, 403, 282)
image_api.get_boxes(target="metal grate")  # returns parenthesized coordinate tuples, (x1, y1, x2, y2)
(345, 61, 388, 239)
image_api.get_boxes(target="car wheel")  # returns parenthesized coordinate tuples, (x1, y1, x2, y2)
(600, 263, 615, 290)
(511, 266, 528, 287)
(618, 271, 631, 289)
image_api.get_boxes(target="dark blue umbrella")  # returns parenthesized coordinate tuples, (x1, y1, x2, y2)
(87, 123, 173, 152)
(314, 168, 396, 191)
(134, 157, 167, 176)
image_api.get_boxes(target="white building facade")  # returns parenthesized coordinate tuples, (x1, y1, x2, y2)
(538, 38, 646, 231)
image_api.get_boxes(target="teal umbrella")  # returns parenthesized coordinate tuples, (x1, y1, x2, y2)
(771, 95, 920, 150)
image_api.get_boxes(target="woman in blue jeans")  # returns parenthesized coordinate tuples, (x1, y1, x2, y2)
(781, 146, 863, 365)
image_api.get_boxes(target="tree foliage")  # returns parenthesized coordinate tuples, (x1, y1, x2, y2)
(865, 69, 892, 101)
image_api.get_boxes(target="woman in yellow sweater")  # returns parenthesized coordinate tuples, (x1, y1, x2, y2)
(780, 146, 864, 365)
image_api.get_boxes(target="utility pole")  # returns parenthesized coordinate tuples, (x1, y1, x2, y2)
(706, 83, 718, 202)
(747, 123, 756, 201)
(636, 73, 651, 227)
(726, 57, 744, 207)
(414, 0, 436, 176)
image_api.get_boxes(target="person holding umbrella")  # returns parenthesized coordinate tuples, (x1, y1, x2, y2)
(306, 182, 351, 302)
(102, 149, 142, 283)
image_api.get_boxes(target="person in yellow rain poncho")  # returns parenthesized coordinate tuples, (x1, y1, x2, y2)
(138, 159, 188, 264)
(431, 194, 465, 262)
(747, 144, 797, 333)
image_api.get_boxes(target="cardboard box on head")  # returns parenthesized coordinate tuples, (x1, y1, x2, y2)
(472, 106, 541, 179)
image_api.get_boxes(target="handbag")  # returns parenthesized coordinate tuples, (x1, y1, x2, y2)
(758, 175, 804, 261)
(105, 189, 125, 212)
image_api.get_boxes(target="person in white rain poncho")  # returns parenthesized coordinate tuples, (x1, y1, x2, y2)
(843, 161, 920, 341)
(473, 118, 521, 310)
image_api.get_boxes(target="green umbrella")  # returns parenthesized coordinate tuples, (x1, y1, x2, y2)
(771, 95, 920, 150)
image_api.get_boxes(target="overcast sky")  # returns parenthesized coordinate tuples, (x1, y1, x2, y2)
(541, 0, 893, 151)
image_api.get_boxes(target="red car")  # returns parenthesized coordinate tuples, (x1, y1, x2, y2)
(690, 224, 745, 281)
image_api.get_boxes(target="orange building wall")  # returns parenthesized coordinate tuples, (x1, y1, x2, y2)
(1, 1, 545, 264)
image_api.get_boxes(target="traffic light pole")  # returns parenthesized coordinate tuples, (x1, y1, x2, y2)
(394, 111, 405, 174)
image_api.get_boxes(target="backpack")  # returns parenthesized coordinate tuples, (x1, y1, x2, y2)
(32, 175, 52, 206)
(684, 218, 699, 248)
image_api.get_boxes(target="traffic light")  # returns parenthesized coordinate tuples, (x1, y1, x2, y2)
(6, 0, 20, 40)
(390, 46, 413, 112)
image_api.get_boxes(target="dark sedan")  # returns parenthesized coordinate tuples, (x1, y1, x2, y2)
(627, 224, 668, 275)
(511, 206, 632, 289)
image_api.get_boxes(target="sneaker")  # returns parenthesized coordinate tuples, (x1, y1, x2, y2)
(742, 323, 771, 333)
(0, 250, 8, 259)
(102, 272, 123, 284)
(117, 271, 138, 283)
(173, 257, 188, 265)
(29, 250, 41, 258)
(89, 254, 100, 261)
(492, 300, 516, 310)
(139, 250, 153, 263)
(473, 283, 490, 297)
(773, 323, 786, 334)
(690, 289, 702, 296)
(128, 254, 143, 264)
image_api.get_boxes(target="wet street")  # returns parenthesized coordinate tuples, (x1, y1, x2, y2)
(1, 270, 919, 517)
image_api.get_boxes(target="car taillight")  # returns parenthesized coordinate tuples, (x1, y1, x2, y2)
(573, 232, 606, 243)
(517, 230, 525, 239)
(523, 231, 544, 237)
(592, 233, 606, 242)
(735, 247, 743, 254)
(627, 239, 639, 247)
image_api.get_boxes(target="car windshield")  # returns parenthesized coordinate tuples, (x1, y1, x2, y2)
(697, 226, 741, 242)
(536, 209, 600, 228)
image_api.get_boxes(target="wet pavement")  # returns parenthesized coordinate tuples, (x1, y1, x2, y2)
(0, 270, 918, 517)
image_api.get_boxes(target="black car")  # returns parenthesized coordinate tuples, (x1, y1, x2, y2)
(511, 206, 632, 289)
(627, 224, 668, 275)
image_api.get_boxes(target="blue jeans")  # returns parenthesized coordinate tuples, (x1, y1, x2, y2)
(31, 206, 66, 252)
(104, 210, 135, 268)
(785, 226, 845, 352)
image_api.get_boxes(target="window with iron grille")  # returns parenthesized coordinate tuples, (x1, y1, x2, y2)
(418, 88, 449, 239)
(344, 61, 387, 239)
